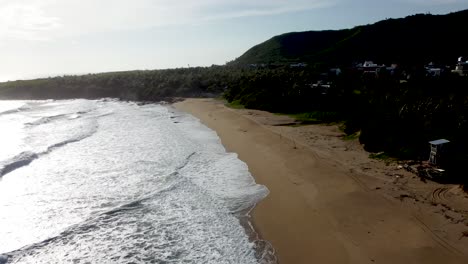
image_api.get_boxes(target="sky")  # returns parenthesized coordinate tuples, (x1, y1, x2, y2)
(0, 0, 467, 81)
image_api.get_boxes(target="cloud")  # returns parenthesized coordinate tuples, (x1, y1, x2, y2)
(202, 0, 333, 20)
(403, 0, 466, 5)
(0, 0, 332, 41)
(0, 1, 61, 41)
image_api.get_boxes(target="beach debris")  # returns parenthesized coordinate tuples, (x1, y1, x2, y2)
(392, 175, 402, 184)
(444, 214, 455, 221)
(403, 164, 414, 172)
(459, 231, 468, 240)
(397, 194, 415, 201)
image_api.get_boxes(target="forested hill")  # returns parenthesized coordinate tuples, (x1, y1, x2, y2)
(233, 9, 468, 66)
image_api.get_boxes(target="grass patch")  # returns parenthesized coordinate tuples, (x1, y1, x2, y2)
(285, 111, 341, 124)
(343, 132, 360, 141)
(226, 100, 245, 109)
(369, 152, 392, 160)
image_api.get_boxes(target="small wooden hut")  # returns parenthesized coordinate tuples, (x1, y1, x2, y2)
(428, 139, 450, 165)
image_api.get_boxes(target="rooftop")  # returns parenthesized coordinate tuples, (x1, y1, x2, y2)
(429, 139, 450, 145)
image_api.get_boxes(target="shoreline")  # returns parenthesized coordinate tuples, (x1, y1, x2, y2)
(174, 98, 468, 264)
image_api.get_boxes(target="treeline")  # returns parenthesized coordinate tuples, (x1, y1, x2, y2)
(0, 67, 238, 101)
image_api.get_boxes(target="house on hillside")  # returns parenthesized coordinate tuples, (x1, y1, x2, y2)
(290, 63, 307, 68)
(425, 62, 442, 77)
(355, 61, 386, 75)
(363, 61, 378, 68)
(329, 68, 342, 76)
(386, 64, 400, 76)
(311, 80, 331, 95)
(248, 63, 267, 69)
(452, 56, 468, 76)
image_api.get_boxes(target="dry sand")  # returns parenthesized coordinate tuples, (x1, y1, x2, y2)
(174, 98, 468, 264)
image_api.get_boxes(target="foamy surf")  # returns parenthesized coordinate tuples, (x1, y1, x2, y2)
(0, 99, 276, 263)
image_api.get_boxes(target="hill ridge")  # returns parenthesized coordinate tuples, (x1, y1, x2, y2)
(233, 9, 468, 66)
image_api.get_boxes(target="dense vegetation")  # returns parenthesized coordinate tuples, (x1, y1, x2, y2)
(230, 67, 468, 188)
(233, 9, 468, 67)
(0, 67, 235, 101)
(224, 67, 468, 158)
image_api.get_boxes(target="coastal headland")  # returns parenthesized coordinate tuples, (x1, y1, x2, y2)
(175, 98, 468, 264)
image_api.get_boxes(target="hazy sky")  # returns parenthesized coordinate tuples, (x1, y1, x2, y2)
(0, 0, 467, 81)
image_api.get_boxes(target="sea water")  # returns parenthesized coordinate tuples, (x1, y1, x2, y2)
(0, 99, 275, 264)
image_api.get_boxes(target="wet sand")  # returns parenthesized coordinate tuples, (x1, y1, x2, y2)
(174, 98, 468, 264)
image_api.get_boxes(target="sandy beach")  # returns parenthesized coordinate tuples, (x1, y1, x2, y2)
(174, 98, 468, 264)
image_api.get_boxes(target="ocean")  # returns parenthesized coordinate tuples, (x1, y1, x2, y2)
(0, 99, 275, 264)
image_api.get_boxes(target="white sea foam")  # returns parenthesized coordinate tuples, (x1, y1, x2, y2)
(0, 100, 274, 263)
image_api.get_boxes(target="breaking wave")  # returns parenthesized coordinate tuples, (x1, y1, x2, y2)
(0, 100, 275, 264)
(0, 122, 98, 177)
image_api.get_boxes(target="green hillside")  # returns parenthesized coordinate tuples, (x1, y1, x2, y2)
(233, 9, 468, 66)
